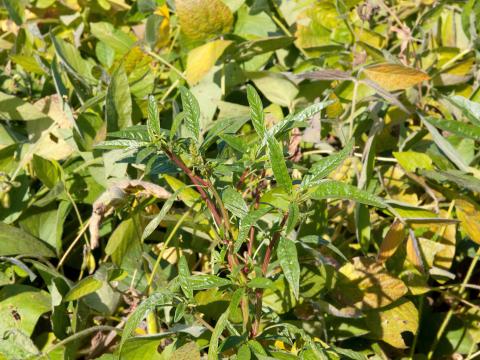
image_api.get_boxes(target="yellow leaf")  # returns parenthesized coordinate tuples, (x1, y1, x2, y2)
(171, 342, 200, 360)
(326, 93, 343, 118)
(363, 63, 430, 91)
(164, 174, 201, 210)
(456, 199, 480, 244)
(335, 257, 407, 309)
(366, 299, 419, 348)
(186, 40, 232, 85)
(378, 220, 406, 262)
(175, 0, 233, 40)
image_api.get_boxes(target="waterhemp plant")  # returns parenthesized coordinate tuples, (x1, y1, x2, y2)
(92, 85, 386, 359)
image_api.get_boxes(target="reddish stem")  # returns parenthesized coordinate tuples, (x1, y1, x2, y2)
(251, 212, 289, 338)
(236, 167, 250, 190)
(261, 213, 289, 275)
(165, 149, 223, 227)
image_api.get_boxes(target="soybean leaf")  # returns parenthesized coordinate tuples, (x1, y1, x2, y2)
(277, 237, 300, 299)
(310, 180, 386, 208)
(106, 65, 132, 132)
(363, 63, 429, 91)
(63, 276, 103, 302)
(0, 223, 55, 258)
(246, 84, 266, 138)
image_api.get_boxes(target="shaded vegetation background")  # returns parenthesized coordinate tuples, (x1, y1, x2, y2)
(0, 0, 480, 358)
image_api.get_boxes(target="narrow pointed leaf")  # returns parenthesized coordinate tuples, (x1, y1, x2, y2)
(277, 237, 300, 299)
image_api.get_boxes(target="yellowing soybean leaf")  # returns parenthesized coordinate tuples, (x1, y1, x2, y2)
(164, 175, 201, 210)
(335, 257, 407, 309)
(363, 63, 429, 91)
(176, 0, 233, 40)
(172, 342, 200, 360)
(393, 151, 433, 172)
(456, 199, 480, 244)
(378, 220, 406, 262)
(365, 299, 419, 348)
(186, 40, 232, 85)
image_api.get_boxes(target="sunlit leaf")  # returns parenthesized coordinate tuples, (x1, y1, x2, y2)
(363, 63, 429, 91)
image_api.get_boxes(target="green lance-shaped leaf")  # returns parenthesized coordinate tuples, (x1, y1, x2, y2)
(421, 116, 470, 172)
(208, 288, 244, 360)
(180, 86, 201, 142)
(178, 256, 193, 299)
(302, 139, 354, 189)
(147, 95, 161, 140)
(120, 290, 172, 350)
(310, 180, 386, 208)
(222, 187, 248, 218)
(277, 237, 300, 299)
(267, 134, 292, 193)
(447, 95, 480, 127)
(188, 275, 231, 290)
(423, 116, 480, 141)
(247, 84, 266, 139)
(235, 207, 272, 252)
